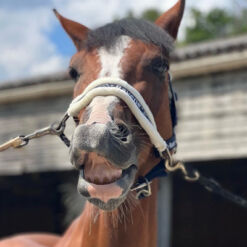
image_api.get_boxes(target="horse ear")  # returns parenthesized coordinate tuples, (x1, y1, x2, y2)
(53, 9, 89, 51)
(155, 0, 185, 39)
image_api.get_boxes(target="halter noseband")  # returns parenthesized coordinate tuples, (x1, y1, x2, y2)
(68, 75, 177, 156)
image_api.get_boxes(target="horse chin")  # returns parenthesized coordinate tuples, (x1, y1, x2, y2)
(87, 197, 126, 211)
(77, 164, 137, 211)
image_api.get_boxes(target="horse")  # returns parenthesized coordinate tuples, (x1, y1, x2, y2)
(0, 1, 185, 246)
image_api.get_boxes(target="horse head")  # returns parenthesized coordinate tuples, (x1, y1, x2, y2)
(54, 0, 184, 211)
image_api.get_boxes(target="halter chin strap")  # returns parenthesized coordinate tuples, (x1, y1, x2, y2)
(67, 76, 177, 155)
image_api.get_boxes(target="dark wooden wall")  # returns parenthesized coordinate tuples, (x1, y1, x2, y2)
(0, 170, 80, 238)
(1, 159, 247, 246)
(172, 159, 247, 247)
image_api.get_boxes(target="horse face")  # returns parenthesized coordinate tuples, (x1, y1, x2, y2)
(55, 0, 184, 211)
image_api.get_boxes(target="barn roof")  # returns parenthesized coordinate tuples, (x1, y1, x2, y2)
(171, 34, 247, 61)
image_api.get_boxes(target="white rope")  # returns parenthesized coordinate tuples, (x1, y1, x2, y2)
(67, 77, 167, 154)
(69, 77, 156, 127)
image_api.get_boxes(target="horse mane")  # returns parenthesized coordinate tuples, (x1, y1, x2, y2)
(86, 18, 174, 53)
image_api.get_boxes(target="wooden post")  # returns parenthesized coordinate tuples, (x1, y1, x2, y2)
(158, 176, 173, 247)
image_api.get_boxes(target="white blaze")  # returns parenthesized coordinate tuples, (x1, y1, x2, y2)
(86, 96, 119, 124)
(98, 35, 131, 78)
(87, 36, 131, 124)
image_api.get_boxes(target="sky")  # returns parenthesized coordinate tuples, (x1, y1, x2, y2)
(0, 0, 246, 83)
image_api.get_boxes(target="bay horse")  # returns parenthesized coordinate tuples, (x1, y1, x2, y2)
(0, 1, 185, 246)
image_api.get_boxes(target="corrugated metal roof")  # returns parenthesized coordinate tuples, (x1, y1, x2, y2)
(171, 34, 247, 62)
(0, 71, 70, 90)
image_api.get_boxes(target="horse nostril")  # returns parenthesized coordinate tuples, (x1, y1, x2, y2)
(118, 124, 129, 135)
(111, 123, 130, 142)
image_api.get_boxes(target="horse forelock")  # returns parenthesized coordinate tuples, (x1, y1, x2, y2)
(86, 18, 174, 53)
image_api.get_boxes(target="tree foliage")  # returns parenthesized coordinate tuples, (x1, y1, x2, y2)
(117, 6, 247, 44)
(140, 9, 162, 22)
(185, 8, 247, 43)
(118, 8, 162, 23)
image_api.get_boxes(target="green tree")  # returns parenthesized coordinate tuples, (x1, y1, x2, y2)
(185, 7, 247, 44)
(140, 9, 162, 22)
(114, 8, 161, 23)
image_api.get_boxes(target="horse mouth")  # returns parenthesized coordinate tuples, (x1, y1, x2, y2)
(77, 156, 137, 210)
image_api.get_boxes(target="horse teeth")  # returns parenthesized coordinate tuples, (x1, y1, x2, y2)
(82, 153, 124, 185)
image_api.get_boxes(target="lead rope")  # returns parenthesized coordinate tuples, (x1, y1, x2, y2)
(0, 113, 71, 151)
(132, 149, 247, 208)
(166, 150, 247, 208)
(1, 76, 247, 209)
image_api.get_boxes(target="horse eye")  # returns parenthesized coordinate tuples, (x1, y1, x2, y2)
(151, 59, 169, 75)
(69, 67, 80, 82)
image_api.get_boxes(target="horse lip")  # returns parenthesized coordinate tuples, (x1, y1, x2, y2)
(77, 164, 137, 200)
(81, 167, 121, 185)
(82, 162, 123, 185)
(80, 164, 137, 186)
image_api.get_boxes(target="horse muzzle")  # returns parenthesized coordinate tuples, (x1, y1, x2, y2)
(67, 77, 170, 210)
(70, 97, 138, 210)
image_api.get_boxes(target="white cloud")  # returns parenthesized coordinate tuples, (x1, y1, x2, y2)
(52, 0, 178, 28)
(0, 0, 238, 82)
(50, 0, 233, 44)
(0, 5, 67, 82)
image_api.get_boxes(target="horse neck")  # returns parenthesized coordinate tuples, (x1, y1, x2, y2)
(57, 180, 158, 247)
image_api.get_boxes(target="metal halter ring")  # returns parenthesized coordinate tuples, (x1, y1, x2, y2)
(164, 150, 200, 182)
(16, 136, 29, 148)
(184, 170, 200, 182)
(135, 177, 152, 199)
